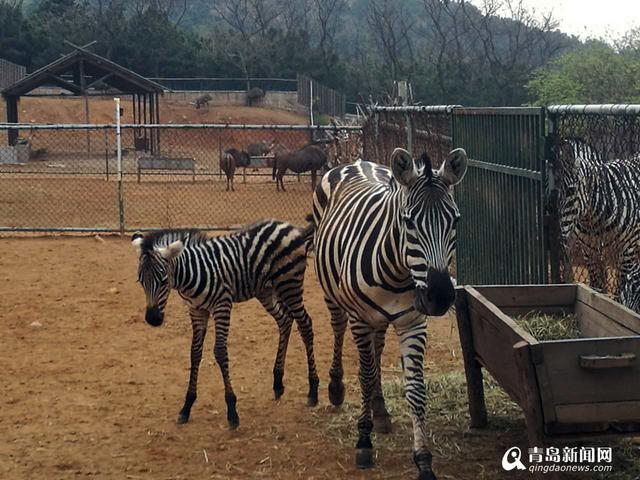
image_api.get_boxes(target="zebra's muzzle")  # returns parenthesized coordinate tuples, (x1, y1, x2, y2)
(145, 306, 164, 327)
(415, 270, 455, 317)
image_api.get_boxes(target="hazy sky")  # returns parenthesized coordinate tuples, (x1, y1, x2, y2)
(472, 0, 640, 40)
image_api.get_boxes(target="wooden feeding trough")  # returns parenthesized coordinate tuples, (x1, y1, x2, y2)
(455, 283, 640, 445)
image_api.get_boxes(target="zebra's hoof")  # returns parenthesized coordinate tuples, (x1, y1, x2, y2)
(176, 413, 189, 425)
(355, 448, 375, 469)
(328, 380, 345, 406)
(228, 416, 240, 430)
(274, 387, 285, 400)
(373, 414, 393, 433)
(307, 378, 319, 407)
(418, 470, 437, 480)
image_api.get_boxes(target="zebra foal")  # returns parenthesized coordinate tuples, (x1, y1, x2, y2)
(312, 147, 468, 480)
(131, 220, 319, 429)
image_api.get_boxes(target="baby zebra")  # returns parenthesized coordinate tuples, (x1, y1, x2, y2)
(131, 220, 319, 429)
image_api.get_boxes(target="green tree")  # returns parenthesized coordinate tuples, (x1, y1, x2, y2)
(0, 0, 33, 66)
(527, 42, 640, 105)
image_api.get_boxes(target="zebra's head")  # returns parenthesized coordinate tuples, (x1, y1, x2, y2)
(556, 138, 599, 244)
(619, 265, 640, 314)
(132, 232, 185, 327)
(391, 147, 468, 316)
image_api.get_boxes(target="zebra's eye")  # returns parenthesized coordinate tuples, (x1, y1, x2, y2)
(403, 215, 415, 229)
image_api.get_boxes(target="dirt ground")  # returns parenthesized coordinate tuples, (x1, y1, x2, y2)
(0, 235, 546, 480)
(0, 176, 316, 230)
(0, 97, 308, 126)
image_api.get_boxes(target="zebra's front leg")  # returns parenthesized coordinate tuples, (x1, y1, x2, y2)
(257, 292, 293, 401)
(396, 319, 437, 480)
(372, 326, 392, 433)
(275, 283, 320, 406)
(212, 299, 240, 429)
(326, 298, 347, 406)
(351, 321, 377, 469)
(178, 308, 210, 424)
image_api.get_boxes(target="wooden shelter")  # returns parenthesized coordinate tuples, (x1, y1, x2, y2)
(1, 43, 165, 150)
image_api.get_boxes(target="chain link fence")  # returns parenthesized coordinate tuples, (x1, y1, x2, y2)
(0, 124, 362, 232)
(362, 106, 455, 168)
(548, 105, 640, 296)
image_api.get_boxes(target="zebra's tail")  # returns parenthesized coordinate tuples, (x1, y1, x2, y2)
(301, 214, 316, 255)
(272, 156, 277, 180)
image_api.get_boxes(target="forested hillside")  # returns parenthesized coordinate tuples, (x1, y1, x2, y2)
(1, 0, 635, 105)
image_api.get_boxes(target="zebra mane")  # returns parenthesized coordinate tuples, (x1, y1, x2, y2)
(140, 229, 208, 252)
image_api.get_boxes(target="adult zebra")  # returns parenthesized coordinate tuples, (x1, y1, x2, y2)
(557, 137, 640, 297)
(131, 220, 319, 429)
(312, 147, 468, 480)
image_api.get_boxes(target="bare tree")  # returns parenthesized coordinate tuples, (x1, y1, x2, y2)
(366, 0, 416, 82)
(460, 0, 562, 101)
(311, 0, 347, 70)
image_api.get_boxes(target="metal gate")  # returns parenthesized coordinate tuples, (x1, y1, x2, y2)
(453, 107, 547, 285)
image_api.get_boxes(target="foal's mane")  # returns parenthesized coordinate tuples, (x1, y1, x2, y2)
(140, 229, 208, 252)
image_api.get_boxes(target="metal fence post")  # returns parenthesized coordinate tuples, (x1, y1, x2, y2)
(115, 98, 125, 234)
(545, 111, 564, 283)
(405, 111, 413, 155)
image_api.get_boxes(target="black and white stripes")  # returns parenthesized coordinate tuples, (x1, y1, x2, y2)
(558, 138, 640, 306)
(132, 220, 319, 429)
(311, 147, 468, 480)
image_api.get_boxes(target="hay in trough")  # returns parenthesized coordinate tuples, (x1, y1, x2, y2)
(515, 311, 580, 341)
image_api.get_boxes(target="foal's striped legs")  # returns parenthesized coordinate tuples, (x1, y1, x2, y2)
(177, 308, 210, 424)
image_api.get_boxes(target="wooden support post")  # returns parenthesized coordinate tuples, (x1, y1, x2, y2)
(455, 288, 488, 429)
(6, 96, 19, 146)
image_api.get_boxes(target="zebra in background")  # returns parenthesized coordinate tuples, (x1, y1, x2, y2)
(131, 220, 319, 429)
(557, 137, 640, 299)
(312, 147, 468, 480)
(620, 264, 640, 313)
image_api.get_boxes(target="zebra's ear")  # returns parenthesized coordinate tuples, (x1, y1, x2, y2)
(131, 232, 144, 254)
(440, 148, 468, 186)
(157, 240, 184, 260)
(391, 148, 419, 188)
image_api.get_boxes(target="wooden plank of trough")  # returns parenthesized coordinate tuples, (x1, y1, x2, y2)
(465, 287, 537, 405)
(576, 285, 640, 335)
(514, 341, 546, 446)
(455, 288, 488, 428)
(474, 284, 576, 310)
(555, 401, 640, 424)
(533, 337, 640, 410)
(500, 305, 574, 317)
(576, 300, 638, 338)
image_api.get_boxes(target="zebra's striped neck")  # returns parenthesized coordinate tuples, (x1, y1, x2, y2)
(378, 186, 412, 287)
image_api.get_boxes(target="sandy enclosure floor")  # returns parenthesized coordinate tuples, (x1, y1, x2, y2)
(1, 236, 548, 480)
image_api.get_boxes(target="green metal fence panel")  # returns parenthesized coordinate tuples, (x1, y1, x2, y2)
(453, 107, 547, 285)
